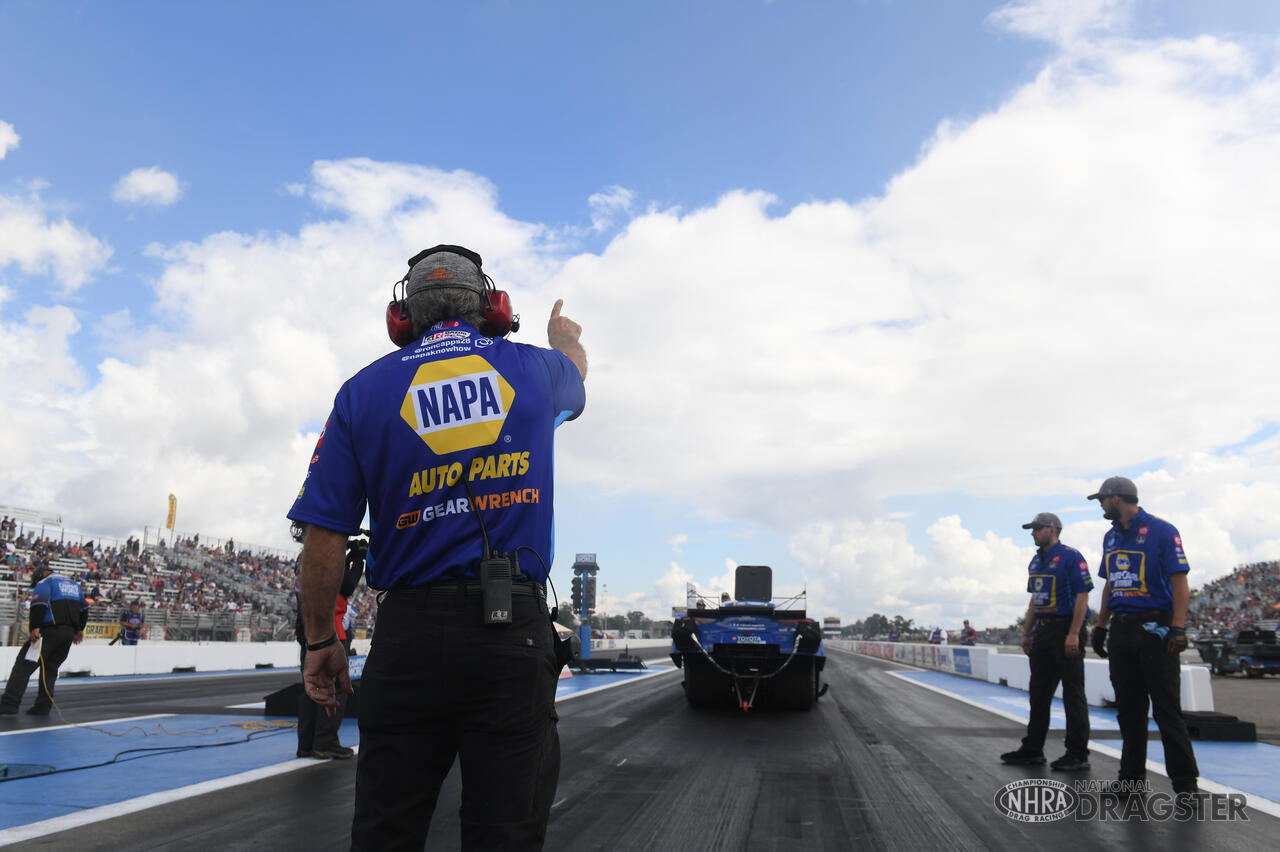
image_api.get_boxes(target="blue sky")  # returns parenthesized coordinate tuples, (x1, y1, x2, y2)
(4, 0, 1280, 629)
(1, 0, 1057, 304)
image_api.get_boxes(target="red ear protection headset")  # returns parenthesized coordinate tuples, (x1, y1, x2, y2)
(385, 244, 521, 346)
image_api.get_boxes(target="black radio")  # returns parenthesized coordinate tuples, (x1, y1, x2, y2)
(480, 553, 513, 626)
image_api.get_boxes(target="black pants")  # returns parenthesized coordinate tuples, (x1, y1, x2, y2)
(298, 642, 348, 752)
(1, 625, 76, 712)
(1021, 618, 1089, 758)
(351, 587, 559, 852)
(1107, 613, 1198, 786)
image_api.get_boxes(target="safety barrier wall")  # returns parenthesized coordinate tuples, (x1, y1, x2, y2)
(589, 638, 670, 652)
(0, 639, 368, 679)
(827, 640, 1214, 712)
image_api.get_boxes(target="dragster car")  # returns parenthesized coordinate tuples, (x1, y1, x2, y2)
(670, 565, 826, 711)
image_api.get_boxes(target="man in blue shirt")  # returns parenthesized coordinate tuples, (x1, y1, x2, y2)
(289, 244, 586, 851)
(1088, 476, 1199, 795)
(119, 600, 145, 645)
(1001, 512, 1093, 770)
(1, 562, 88, 716)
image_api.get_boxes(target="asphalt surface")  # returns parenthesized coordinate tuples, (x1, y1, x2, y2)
(4, 648, 1278, 851)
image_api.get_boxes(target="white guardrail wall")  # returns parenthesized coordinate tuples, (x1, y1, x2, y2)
(0, 639, 375, 679)
(825, 640, 1214, 712)
(0, 637, 669, 680)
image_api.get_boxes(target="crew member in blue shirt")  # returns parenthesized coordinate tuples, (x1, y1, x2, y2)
(289, 244, 586, 851)
(1089, 476, 1199, 795)
(120, 600, 145, 645)
(1001, 512, 1093, 770)
(1, 562, 88, 716)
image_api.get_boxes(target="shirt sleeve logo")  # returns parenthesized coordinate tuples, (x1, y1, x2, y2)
(400, 355, 515, 454)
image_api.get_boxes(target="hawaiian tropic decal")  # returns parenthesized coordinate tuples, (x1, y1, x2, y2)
(400, 354, 515, 454)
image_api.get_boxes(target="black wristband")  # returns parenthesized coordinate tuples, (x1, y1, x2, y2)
(306, 634, 338, 652)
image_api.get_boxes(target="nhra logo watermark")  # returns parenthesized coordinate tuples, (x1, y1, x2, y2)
(994, 779, 1249, 823)
(993, 779, 1078, 822)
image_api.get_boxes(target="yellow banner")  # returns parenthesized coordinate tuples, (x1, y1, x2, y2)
(165, 494, 177, 531)
(84, 622, 121, 640)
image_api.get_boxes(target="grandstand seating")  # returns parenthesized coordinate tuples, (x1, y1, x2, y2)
(1, 534, 374, 644)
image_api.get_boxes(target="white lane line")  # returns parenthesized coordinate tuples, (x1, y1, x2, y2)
(881, 668, 1280, 819)
(0, 713, 176, 737)
(555, 665, 680, 702)
(0, 747, 360, 845)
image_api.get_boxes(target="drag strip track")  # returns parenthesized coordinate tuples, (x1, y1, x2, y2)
(6, 651, 1278, 851)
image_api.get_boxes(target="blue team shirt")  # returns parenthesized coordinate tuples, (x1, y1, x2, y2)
(1027, 541, 1093, 616)
(1097, 508, 1188, 613)
(32, 573, 88, 627)
(288, 321, 585, 588)
(121, 611, 145, 641)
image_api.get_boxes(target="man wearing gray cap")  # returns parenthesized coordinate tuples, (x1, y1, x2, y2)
(1088, 476, 1199, 795)
(1000, 512, 1093, 770)
(290, 244, 586, 849)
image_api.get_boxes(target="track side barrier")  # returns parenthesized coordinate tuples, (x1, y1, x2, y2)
(0, 640, 313, 678)
(588, 638, 669, 652)
(827, 640, 1213, 712)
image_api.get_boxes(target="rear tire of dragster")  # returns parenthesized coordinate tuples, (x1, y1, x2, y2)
(683, 655, 731, 709)
(770, 657, 817, 711)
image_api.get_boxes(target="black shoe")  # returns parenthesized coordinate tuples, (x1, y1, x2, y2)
(0, 706, 17, 716)
(26, 706, 50, 716)
(1173, 782, 1200, 795)
(312, 746, 354, 760)
(1050, 754, 1091, 771)
(1000, 749, 1046, 765)
(296, 749, 314, 758)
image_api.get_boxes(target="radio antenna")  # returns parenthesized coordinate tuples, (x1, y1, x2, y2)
(458, 472, 493, 560)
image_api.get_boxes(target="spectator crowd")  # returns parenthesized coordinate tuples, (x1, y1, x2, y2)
(1187, 560, 1280, 636)
(2, 529, 375, 638)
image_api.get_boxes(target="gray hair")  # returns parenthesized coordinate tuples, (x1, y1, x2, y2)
(405, 286, 486, 336)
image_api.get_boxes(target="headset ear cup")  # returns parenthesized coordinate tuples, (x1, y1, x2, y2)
(481, 290, 515, 337)
(386, 301, 415, 346)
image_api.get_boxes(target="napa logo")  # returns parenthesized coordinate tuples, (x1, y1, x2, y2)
(400, 355, 515, 454)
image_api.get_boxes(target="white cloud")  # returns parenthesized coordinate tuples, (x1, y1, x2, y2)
(112, 166, 182, 206)
(587, 185, 634, 232)
(989, 0, 1131, 45)
(0, 303, 91, 511)
(0, 190, 112, 292)
(0, 120, 18, 158)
